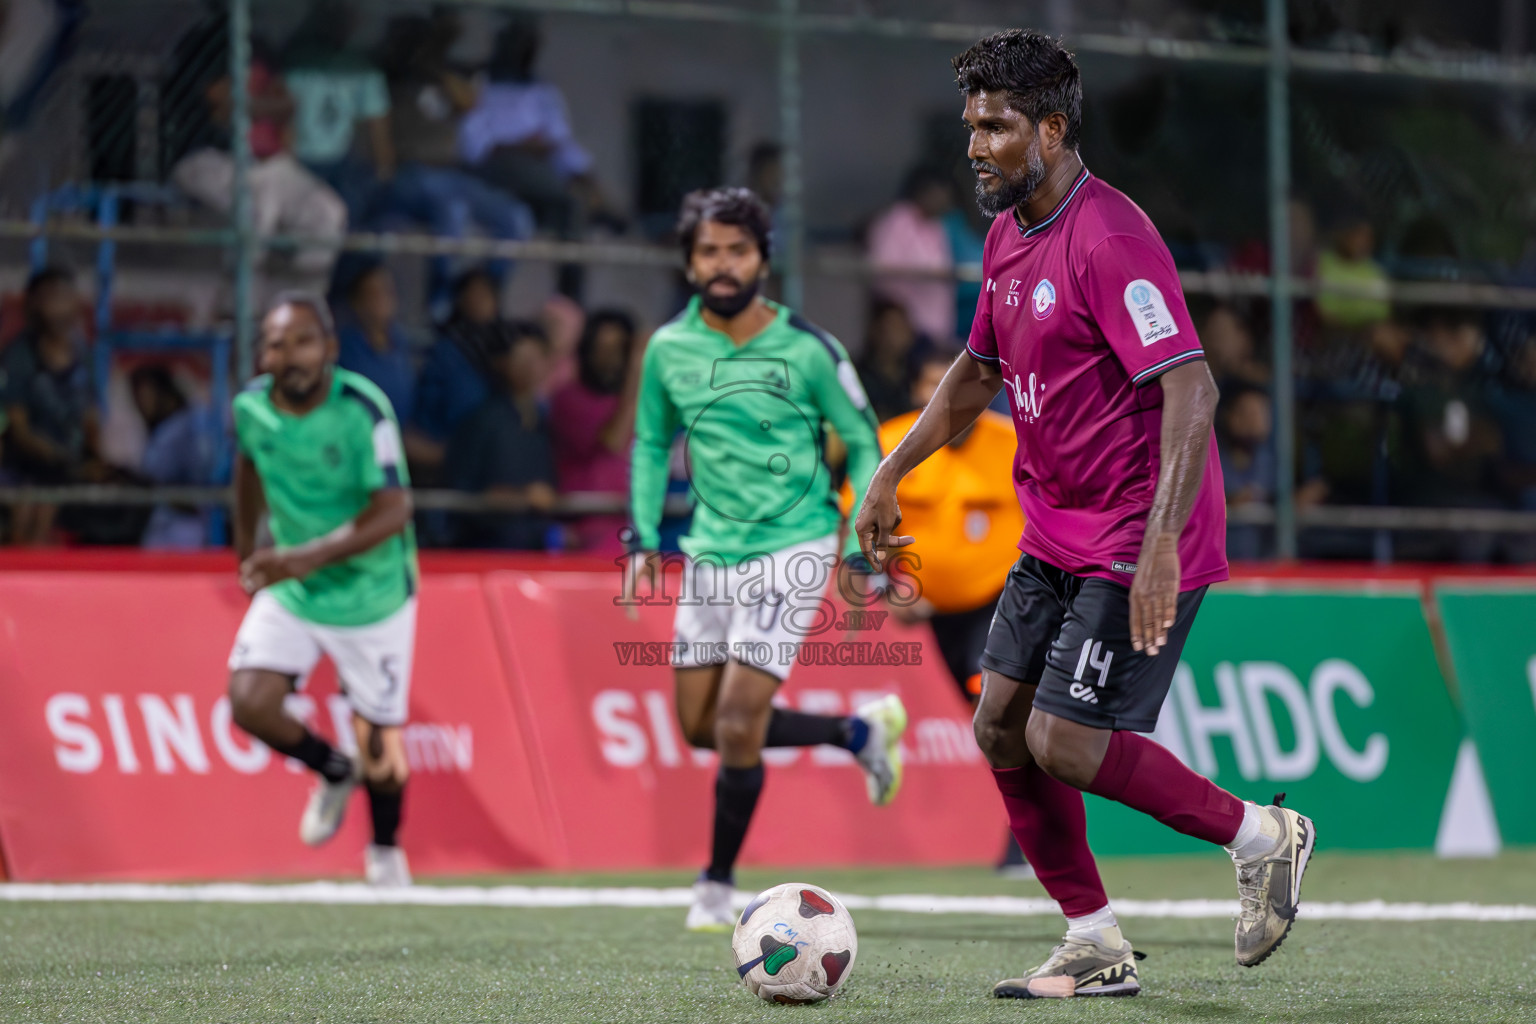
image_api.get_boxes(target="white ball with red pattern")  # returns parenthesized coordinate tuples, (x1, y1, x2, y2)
(731, 881, 858, 1003)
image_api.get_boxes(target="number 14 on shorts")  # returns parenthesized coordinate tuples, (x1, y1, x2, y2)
(1070, 639, 1113, 704)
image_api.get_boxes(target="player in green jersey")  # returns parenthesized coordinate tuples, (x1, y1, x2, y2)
(226, 293, 419, 887)
(627, 188, 909, 931)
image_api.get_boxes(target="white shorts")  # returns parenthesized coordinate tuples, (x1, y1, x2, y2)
(228, 591, 417, 726)
(672, 534, 840, 681)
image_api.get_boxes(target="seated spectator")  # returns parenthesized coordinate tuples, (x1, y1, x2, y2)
(444, 322, 558, 550)
(169, 28, 346, 284)
(1492, 337, 1536, 512)
(550, 309, 644, 555)
(131, 365, 217, 551)
(868, 165, 957, 344)
(372, 11, 533, 317)
(1394, 307, 1503, 561)
(1317, 213, 1389, 332)
(857, 300, 933, 423)
(408, 268, 506, 476)
(1217, 384, 1276, 560)
(0, 268, 100, 545)
(1202, 305, 1270, 388)
(281, 0, 394, 219)
(459, 15, 614, 298)
(337, 263, 415, 425)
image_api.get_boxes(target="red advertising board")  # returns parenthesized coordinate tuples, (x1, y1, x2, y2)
(485, 569, 1001, 871)
(0, 573, 554, 881)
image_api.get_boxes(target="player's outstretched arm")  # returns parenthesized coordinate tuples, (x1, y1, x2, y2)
(239, 488, 413, 595)
(232, 452, 267, 564)
(1130, 360, 1219, 656)
(854, 352, 1003, 570)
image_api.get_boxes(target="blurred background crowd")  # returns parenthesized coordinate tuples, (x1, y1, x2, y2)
(0, 0, 1532, 563)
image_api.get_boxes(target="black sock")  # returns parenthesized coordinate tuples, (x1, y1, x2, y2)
(763, 709, 867, 752)
(367, 782, 404, 847)
(272, 730, 352, 783)
(705, 764, 764, 883)
(763, 709, 850, 749)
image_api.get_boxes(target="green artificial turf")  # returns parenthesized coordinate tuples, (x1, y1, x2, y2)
(4, 852, 1534, 1023)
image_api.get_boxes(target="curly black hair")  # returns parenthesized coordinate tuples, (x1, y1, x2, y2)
(952, 29, 1082, 150)
(676, 187, 772, 263)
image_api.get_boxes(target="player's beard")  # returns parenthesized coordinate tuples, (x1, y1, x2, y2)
(277, 368, 324, 406)
(696, 274, 761, 318)
(974, 136, 1046, 218)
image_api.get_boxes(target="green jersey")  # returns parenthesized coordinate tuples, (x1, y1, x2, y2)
(631, 297, 882, 562)
(233, 367, 418, 627)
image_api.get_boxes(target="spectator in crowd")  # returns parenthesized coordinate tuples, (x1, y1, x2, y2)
(857, 299, 933, 423)
(1316, 211, 1390, 333)
(1492, 337, 1536, 562)
(1202, 304, 1270, 388)
(281, 0, 394, 220)
(1394, 307, 1504, 561)
(444, 321, 558, 549)
(1217, 384, 1276, 560)
(337, 263, 415, 426)
(538, 293, 584, 396)
(1492, 337, 1536, 514)
(0, 267, 99, 545)
(131, 364, 217, 550)
(941, 187, 987, 341)
(169, 28, 346, 285)
(408, 268, 507, 476)
(867, 165, 957, 343)
(745, 141, 786, 249)
(550, 309, 644, 555)
(373, 11, 533, 318)
(459, 16, 613, 298)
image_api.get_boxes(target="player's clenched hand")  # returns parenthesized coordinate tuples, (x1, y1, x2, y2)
(853, 470, 914, 573)
(239, 548, 316, 595)
(620, 550, 662, 621)
(1129, 531, 1180, 655)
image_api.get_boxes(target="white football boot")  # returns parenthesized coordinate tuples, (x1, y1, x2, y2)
(365, 844, 413, 887)
(853, 694, 908, 806)
(298, 763, 359, 847)
(685, 877, 736, 933)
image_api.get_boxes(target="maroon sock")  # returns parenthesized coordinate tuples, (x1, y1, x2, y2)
(1085, 731, 1245, 845)
(991, 763, 1109, 918)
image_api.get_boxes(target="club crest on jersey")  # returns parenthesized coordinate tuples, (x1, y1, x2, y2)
(1031, 279, 1056, 320)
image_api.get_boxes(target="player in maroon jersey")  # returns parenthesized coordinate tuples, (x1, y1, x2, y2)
(855, 29, 1315, 999)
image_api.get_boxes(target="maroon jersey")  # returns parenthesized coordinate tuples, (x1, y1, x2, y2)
(967, 167, 1229, 591)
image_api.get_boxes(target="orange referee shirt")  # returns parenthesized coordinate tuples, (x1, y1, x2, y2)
(845, 409, 1024, 615)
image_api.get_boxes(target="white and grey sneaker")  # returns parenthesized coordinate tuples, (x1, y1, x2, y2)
(685, 877, 735, 933)
(364, 844, 413, 887)
(298, 764, 359, 847)
(853, 695, 908, 806)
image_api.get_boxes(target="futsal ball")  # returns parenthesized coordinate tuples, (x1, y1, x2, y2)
(732, 882, 858, 1004)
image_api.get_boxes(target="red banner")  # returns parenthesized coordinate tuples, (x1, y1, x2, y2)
(485, 569, 1001, 871)
(0, 572, 554, 881)
(0, 564, 1002, 881)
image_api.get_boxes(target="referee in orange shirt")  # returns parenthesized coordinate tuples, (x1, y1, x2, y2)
(867, 350, 1030, 873)
(876, 351, 1024, 703)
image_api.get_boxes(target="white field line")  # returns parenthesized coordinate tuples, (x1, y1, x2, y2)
(3, 882, 1535, 922)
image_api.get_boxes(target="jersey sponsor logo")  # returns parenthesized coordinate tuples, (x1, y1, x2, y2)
(1124, 279, 1180, 345)
(1112, 560, 1138, 574)
(1004, 371, 1046, 424)
(1004, 279, 1022, 307)
(1031, 279, 1056, 320)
